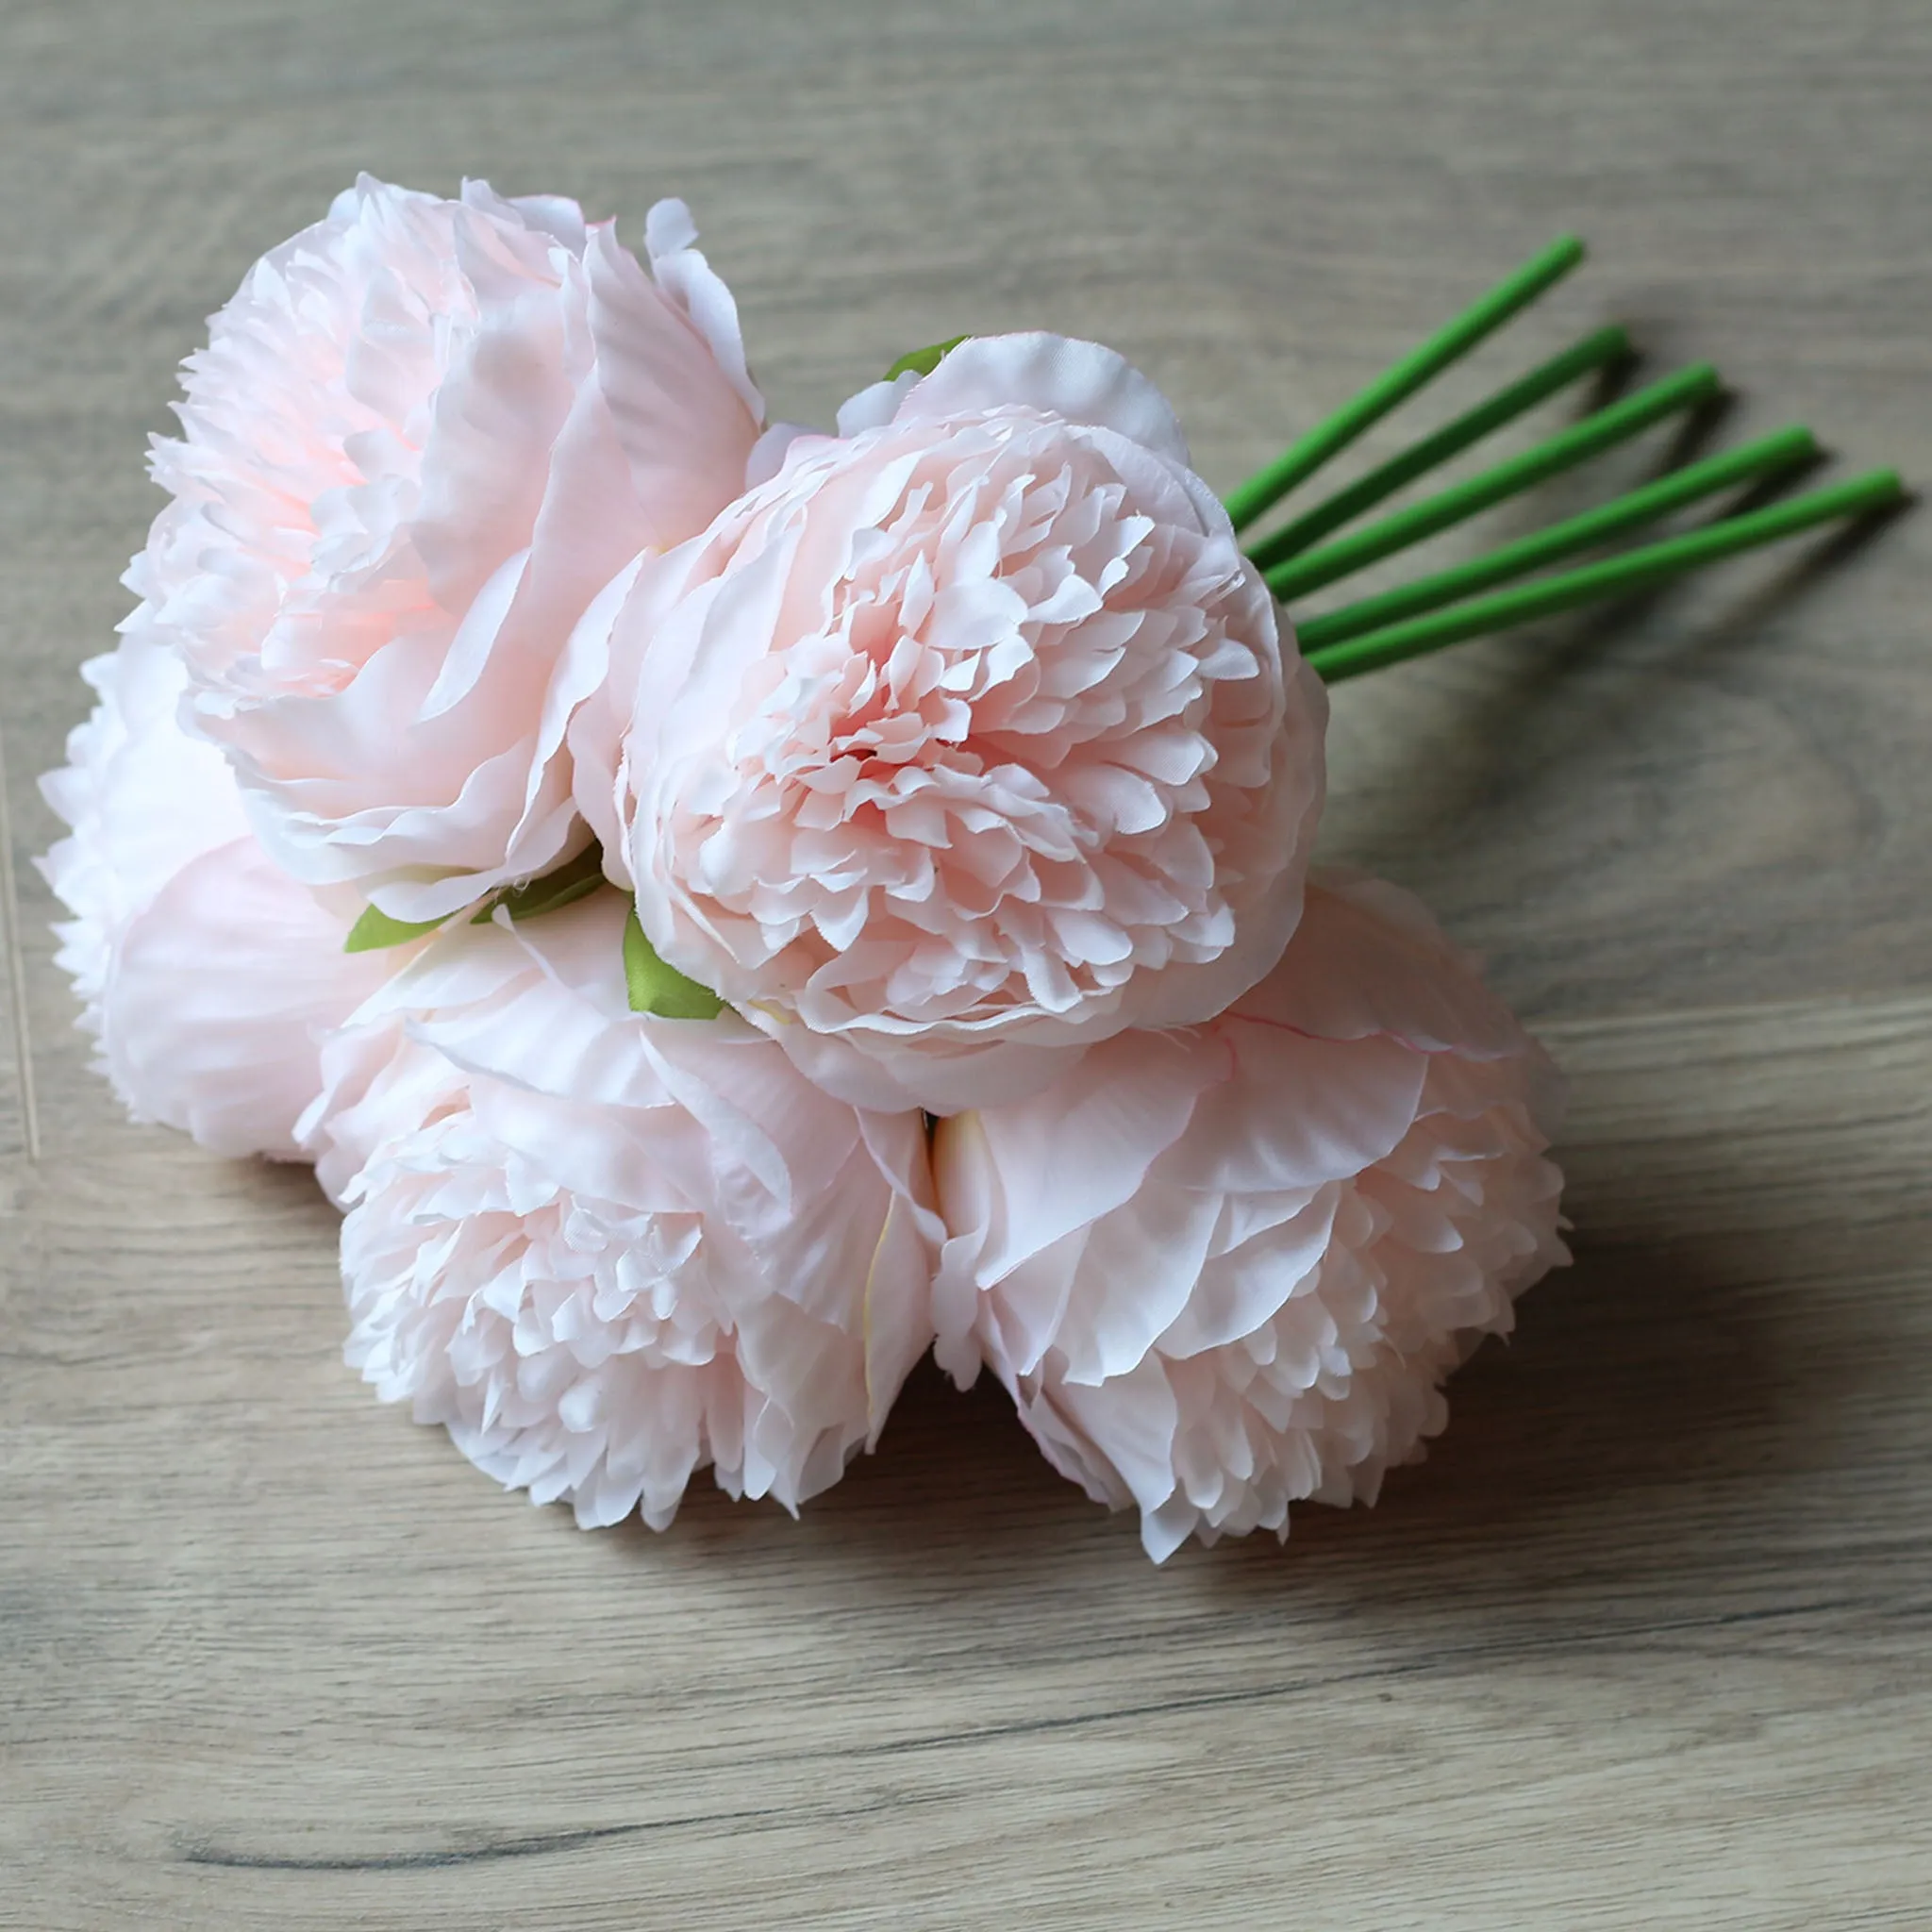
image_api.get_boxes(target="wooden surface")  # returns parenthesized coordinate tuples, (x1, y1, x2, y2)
(4, 4, 1930, 1926)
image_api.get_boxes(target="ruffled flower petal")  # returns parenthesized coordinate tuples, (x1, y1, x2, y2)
(105, 838, 395, 1156)
(896, 332, 1192, 467)
(575, 332, 1327, 1115)
(133, 175, 762, 924)
(38, 634, 394, 1157)
(38, 637, 251, 1028)
(932, 872, 1570, 1560)
(302, 893, 944, 1528)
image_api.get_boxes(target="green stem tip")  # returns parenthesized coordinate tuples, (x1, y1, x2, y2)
(1223, 233, 1587, 533)
(1247, 323, 1632, 575)
(1266, 359, 1722, 604)
(1307, 467, 1906, 683)
(1294, 425, 1821, 653)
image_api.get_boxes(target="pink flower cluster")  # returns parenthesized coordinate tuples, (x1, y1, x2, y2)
(41, 177, 1567, 1559)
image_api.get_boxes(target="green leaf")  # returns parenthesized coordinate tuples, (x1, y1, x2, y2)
(883, 334, 968, 383)
(472, 842, 609, 925)
(624, 905, 725, 1020)
(343, 904, 449, 954)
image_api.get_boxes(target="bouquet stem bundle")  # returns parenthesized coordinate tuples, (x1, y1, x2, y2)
(1225, 237, 1906, 682)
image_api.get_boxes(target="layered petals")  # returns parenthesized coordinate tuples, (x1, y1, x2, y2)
(574, 332, 1326, 1114)
(300, 893, 943, 1528)
(38, 636, 396, 1156)
(931, 873, 1569, 1560)
(133, 175, 763, 923)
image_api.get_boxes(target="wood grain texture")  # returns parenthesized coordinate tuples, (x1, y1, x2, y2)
(3, 3, 1929, 1926)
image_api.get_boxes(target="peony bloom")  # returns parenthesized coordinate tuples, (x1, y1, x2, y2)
(300, 892, 942, 1529)
(38, 636, 399, 1157)
(930, 872, 1568, 1560)
(572, 333, 1326, 1114)
(134, 176, 763, 924)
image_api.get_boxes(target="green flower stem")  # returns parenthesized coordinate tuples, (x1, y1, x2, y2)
(1294, 425, 1820, 653)
(1222, 234, 1586, 534)
(1246, 324, 1631, 574)
(1307, 468, 1905, 684)
(1264, 360, 1722, 603)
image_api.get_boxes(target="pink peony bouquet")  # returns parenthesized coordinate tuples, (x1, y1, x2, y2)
(42, 177, 1898, 1558)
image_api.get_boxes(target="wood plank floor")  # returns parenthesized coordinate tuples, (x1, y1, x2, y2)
(4, 4, 1928, 1925)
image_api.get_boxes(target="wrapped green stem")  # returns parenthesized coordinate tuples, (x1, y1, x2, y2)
(1307, 469, 1905, 683)
(1246, 324, 1631, 574)
(1223, 234, 1586, 533)
(1294, 425, 1820, 653)
(1264, 360, 1721, 603)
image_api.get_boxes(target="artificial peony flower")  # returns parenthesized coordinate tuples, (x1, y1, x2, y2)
(570, 332, 1327, 1114)
(929, 871, 1568, 1560)
(134, 175, 763, 924)
(38, 635, 399, 1157)
(299, 892, 942, 1529)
